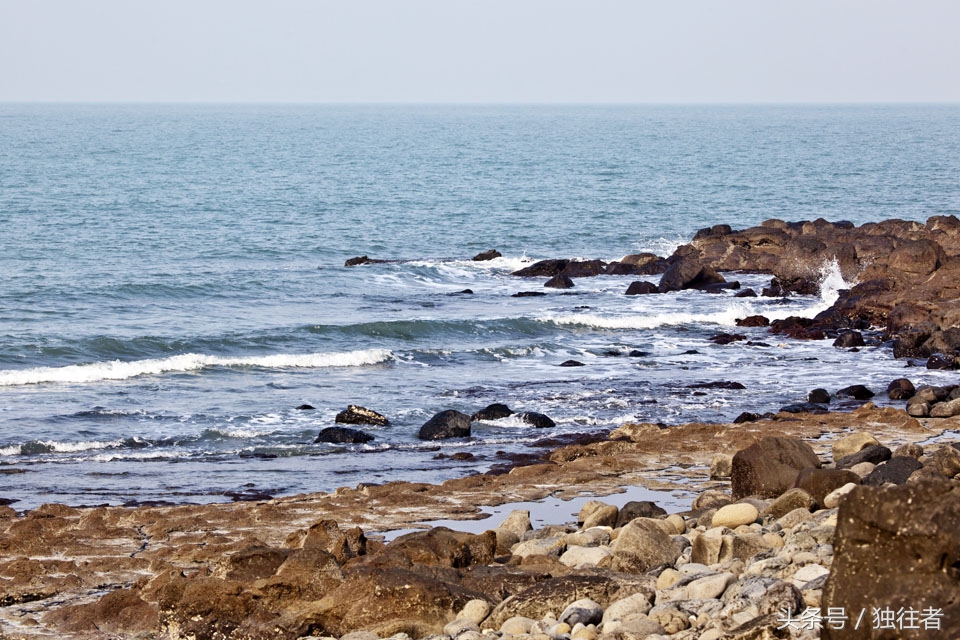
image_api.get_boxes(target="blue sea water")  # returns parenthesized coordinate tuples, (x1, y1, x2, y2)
(1, 104, 959, 510)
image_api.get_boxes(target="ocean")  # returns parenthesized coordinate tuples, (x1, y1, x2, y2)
(1, 104, 959, 511)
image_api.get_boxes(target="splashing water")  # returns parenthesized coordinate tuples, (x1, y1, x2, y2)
(818, 257, 855, 306)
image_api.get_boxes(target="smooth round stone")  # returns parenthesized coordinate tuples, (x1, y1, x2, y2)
(656, 567, 683, 590)
(458, 599, 492, 625)
(601, 593, 652, 623)
(792, 563, 830, 587)
(664, 514, 686, 534)
(712, 503, 759, 529)
(444, 619, 480, 637)
(832, 432, 880, 461)
(500, 616, 537, 635)
(850, 461, 876, 478)
(559, 599, 603, 627)
(823, 482, 858, 508)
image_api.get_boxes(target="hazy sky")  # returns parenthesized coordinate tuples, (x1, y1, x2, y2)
(2, 0, 958, 103)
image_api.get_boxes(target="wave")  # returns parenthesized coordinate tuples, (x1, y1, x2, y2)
(0, 348, 393, 387)
(537, 305, 754, 330)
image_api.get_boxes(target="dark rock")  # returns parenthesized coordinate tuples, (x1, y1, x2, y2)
(365, 527, 497, 570)
(693, 224, 733, 240)
(335, 405, 390, 426)
(807, 388, 831, 404)
(544, 274, 575, 289)
(657, 258, 708, 293)
(627, 350, 649, 357)
(887, 377, 916, 400)
(345, 255, 372, 266)
(701, 280, 741, 293)
(709, 333, 746, 345)
(734, 288, 758, 298)
(892, 323, 937, 359)
(736, 315, 770, 327)
(733, 412, 762, 424)
(512, 291, 546, 297)
(418, 410, 472, 440)
(822, 480, 960, 640)
(928, 443, 960, 478)
(518, 412, 556, 429)
(512, 259, 569, 277)
(927, 353, 957, 369)
(835, 444, 892, 469)
(615, 501, 667, 528)
(454, 289, 474, 295)
(449, 452, 474, 461)
(863, 457, 924, 486)
(779, 402, 828, 414)
(731, 436, 822, 500)
(472, 249, 501, 261)
(687, 381, 746, 390)
(922, 327, 960, 356)
(471, 403, 514, 421)
(559, 360, 585, 367)
(295, 404, 315, 410)
(835, 384, 875, 400)
(604, 261, 642, 275)
(315, 427, 375, 444)
(625, 281, 658, 295)
(561, 260, 606, 278)
(833, 331, 865, 348)
(795, 468, 861, 505)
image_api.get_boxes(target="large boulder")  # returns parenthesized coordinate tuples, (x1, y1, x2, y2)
(731, 436, 822, 499)
(609, 518, 682, 573)
(471, 403, 514, 421)
(418, 410, 472, 440)
(315, 427, 375, 444)
(822, 480, 960, 639)
(364, 527, 496, 569)
(512, 259, 569, 277)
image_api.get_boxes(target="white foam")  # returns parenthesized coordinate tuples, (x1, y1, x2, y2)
(538, 305, 753, 330)
(0, 349, 394, 387)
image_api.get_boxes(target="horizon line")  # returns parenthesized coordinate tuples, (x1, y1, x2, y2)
(2, 99, 960, 107)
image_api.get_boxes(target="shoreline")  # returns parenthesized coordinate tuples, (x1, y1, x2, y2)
(3, 215, 960, 638)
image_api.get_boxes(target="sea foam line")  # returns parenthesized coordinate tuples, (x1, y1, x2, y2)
(0, 349, 394, 387)
(538, 305, 754, 330)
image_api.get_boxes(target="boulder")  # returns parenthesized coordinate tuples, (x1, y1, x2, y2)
(835, 444, 891, 469)
(561, 260, 606, 278)
(614, 501, 667, 528)
(927, 353, 956, 370)
(315, 427, 375, 444)
(863, 457, 923, 486)
(712, 503, 759, 529)
(365, 527, 496, 569)
(657, 257, 707, 293)
(517, 412, 555, 429)
(335, 405, 389, 426)
(624, 281, 658, 295)
(609, 518, 682, 572)
(833, 331, 865, 348)
(835, 384, 875, 400)
(512, 259, 569, 277)
(762, 488, 815, 519)
(822, 480, 960, 640)
(472, 250, 501, 261)
(731, 436, 822, 499)
(887, 377, 916, 400)
(930, 398, 960, 418)
(736, 315, 770, 327)
(808, 388, 831, 404)
(470, 403, 514, 421)
(795, 468, 861, 505)
(418, 410, 472, 440)
(544, 274, 575, 289)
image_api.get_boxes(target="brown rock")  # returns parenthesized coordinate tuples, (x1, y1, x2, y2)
(609, 518, 682, 573)
(795, 468, 861, 505)
(731, 436, 822, 500)
(822, 480, 960, 640)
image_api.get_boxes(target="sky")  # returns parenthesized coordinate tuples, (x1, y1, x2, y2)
(2, 0, 958, 103)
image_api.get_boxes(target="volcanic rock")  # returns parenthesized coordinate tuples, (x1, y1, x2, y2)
(472, 250, 501, 261)
(624, 281, 657, 295)
(315, 427, 375, 444)
(471, 403, 514, 421)
(544, 274, 574, 289)
(517, 412, 556, 429)
(418, 410, 472, 440)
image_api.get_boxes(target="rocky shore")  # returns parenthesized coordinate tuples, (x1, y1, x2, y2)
(4, 217, 960, 639)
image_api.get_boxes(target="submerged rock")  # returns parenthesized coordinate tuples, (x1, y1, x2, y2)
(315, 427, 375, 444)
(472, 249, 501, 261)
(471, 403, 514, 421)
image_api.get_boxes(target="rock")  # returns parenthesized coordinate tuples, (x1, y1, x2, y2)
(927, 352, 957, 369)
(710, 332, 746, 345)
(893, 442, 924, 459)
(45, 588, 158, 637)
(680, 572, 737, 601)
(545, 274, 575, 289)
(807, 388, 831, 404)
(822, 480, 960, 640)
(559, 546, 612, 567)
(863, 456, 923, 486)
(733, 412, 762, 423)
(831, 432, 881, 461)
(835, 384, 875, 400)
(833, 331, 865, 348)
(444, 618, 480, 637)
(458, 599, 492, 625)
(315, 426, 375, 444)
(906, 399, 930, 417)
(835, 444, 891, 469)
(486, 573, 655, 629)
(887, 377, 916, 400)
(472, 250, 501, 261)
(731, 436, 822, 500)
(602, 617, 667, 638)
(614, 501, 667, 528)
(609, 519, 682, 573)
(498, 510, 532, 537)
(736, 315, 770, 327)
(762, 488, 815, 520)
(511, 537, 565, 559)
(792, 563, 829, 589)
(512, 291, 546, 297)
(335, 405, 390, 426)
(581, 504, 619, 530)
(692, 490, 732, 511)
(712, 503, 759, 529)
(499, 616, 537, 635)
(658, 259, 726, 293)
(601, 593, 652, 622)
(930, 397, 960, 418)
(295, 404, 314, 410)
(710, 454, 734, 479)
(369, 528, 497, 569)
(518, 411, 556, 428)
(345, 255, 379, 266)
(823, 482, 857, 509)
(735, 288, 759, 297)
(795, 468, 861, 505)
(559, 598, 604, 626)
(471, 403, 514, 421)
(779, 402, 828, 414)
(418, 410, 472, 440)
(559, 360, 585, 367)
(849, 461, 876, 478)
(624, 281, 658, 295)
(562, 260, 607, 278)
(512, 259, 569, 277)
(928, 443, 960, 478)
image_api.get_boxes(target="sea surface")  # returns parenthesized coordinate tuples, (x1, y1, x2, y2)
(1, 104, 959, 511)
